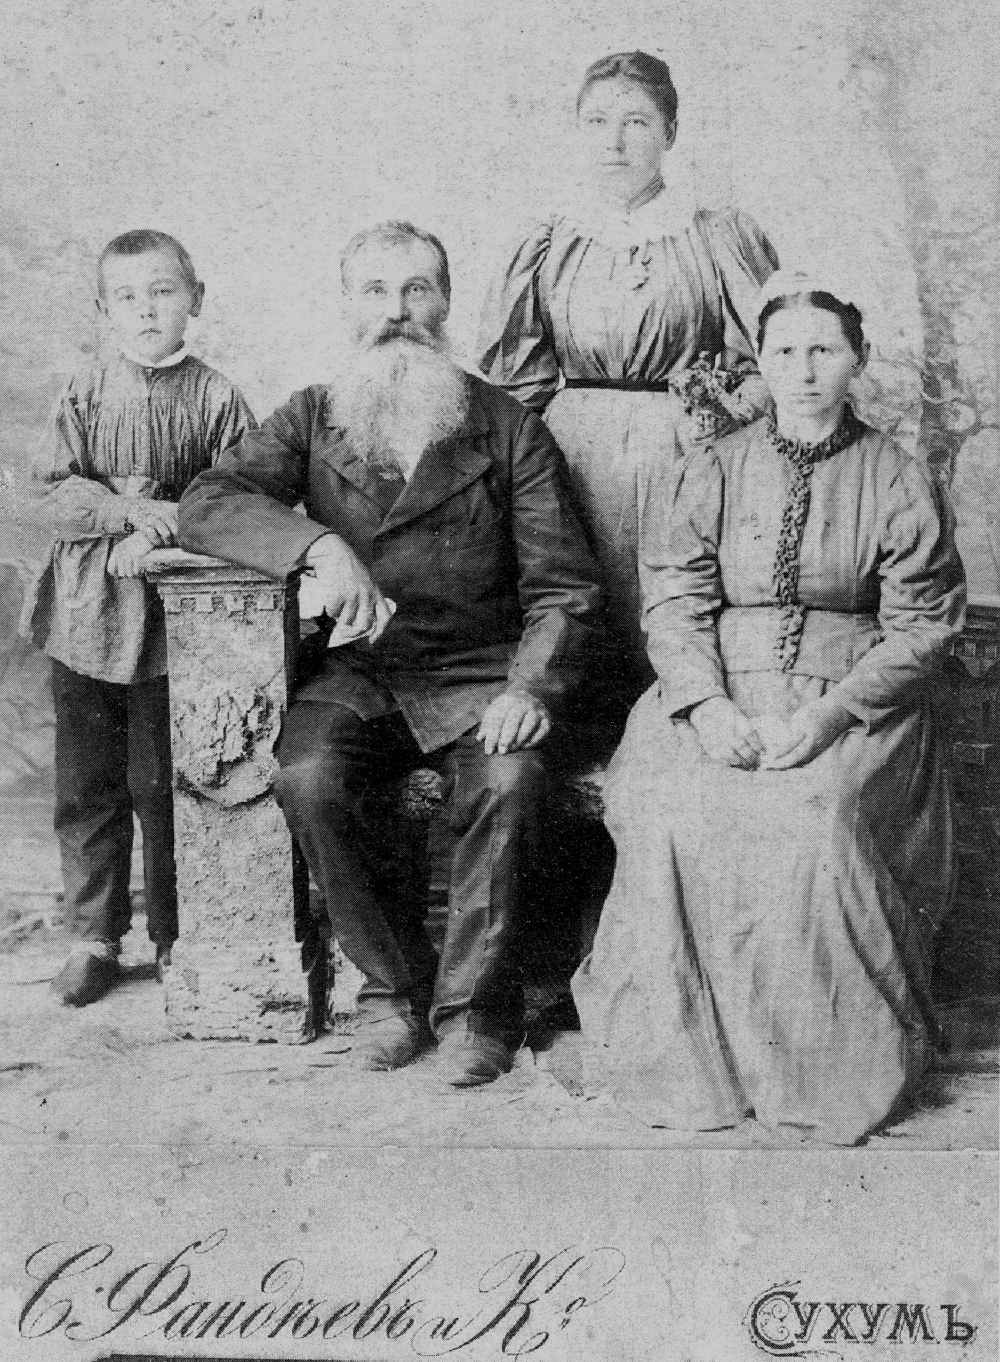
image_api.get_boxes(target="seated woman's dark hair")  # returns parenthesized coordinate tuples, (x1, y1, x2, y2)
(757, 291, 866, 361)
(577, 51, 678, 129)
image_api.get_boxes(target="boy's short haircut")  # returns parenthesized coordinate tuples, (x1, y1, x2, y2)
(97, 230, 200, 297)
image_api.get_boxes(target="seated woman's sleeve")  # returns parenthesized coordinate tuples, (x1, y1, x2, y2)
(702, 208, 780, 420)
(639, 446, 729, 715)
(477, 222, 561, 413)
(832, 454, 966, 723)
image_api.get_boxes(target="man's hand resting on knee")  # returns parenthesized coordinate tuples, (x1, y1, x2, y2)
(477, 689, 551, 756)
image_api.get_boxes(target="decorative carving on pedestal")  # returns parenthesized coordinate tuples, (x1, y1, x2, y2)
(145, 549, 324, 1042)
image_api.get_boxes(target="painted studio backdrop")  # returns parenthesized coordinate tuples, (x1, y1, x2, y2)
(0, 0, 996, 886)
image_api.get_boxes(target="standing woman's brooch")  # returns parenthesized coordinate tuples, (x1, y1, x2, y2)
(617, 245, 653, 291)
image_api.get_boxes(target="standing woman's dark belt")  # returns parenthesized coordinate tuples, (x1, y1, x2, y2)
(563, 379, 672, 392)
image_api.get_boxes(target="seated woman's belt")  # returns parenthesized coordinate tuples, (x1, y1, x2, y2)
(563, 378, 671, 392)
(718, 607, 882, 681)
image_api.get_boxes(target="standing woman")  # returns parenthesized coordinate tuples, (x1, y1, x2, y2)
(572, 271, 966, 1144)
(479, 51, 778, 714)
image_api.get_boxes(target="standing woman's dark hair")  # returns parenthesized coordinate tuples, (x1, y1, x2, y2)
(576, 50, 678, 128)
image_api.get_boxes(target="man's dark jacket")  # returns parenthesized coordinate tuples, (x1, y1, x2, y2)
(178, 372, 604, 752)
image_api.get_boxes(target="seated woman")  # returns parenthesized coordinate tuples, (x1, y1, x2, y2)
(571, 269, 966, 1145)
(479, 50, 778, 719)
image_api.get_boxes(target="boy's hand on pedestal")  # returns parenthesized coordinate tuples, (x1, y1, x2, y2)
(108, 530, 156, 578)
(124, 498, 178, 546)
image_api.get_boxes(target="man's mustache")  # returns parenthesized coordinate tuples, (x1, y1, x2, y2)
(369, 321, 439, 348)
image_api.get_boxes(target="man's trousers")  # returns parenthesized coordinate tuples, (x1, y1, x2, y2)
(274, 702, 546, 1042)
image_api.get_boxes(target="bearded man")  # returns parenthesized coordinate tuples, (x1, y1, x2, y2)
(178, 221, 603, 1086)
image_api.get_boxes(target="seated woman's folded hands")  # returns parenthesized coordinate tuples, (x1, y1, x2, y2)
(758, 696, 856, 770)
(689, 695, 764, 769)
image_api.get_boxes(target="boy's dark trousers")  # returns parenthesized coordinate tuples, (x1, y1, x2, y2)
(51, 660, 177, 947)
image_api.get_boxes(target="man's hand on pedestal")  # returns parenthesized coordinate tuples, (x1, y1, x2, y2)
(300, 533, 393, 643)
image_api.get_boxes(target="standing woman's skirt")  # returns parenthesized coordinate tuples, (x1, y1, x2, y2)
(544, 386, 709, 717)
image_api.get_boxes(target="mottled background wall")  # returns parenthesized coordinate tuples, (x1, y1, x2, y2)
(0, 0, 997, 796)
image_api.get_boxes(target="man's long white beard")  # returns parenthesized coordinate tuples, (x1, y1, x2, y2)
(329, 336, 469, 479)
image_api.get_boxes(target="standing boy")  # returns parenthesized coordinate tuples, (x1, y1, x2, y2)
(22, 230, 255, 1005)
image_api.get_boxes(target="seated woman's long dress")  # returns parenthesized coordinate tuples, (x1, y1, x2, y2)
(571, 413, 966, 1144)
(478, 195, 778, 709)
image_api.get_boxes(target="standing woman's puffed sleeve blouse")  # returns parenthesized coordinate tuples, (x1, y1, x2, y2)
(478, 221, 560, 412)
(478, 201, 779, 415)
(700, 209, 780, 412)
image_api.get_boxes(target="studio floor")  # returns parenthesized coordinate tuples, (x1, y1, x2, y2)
(1, 794, 997, 1155)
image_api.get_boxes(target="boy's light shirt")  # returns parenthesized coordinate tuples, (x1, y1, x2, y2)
(114, 342, 188, 496)
(114, 347, 190, 499)
(118, 342, 190, 369)
(20, 347, 256, 685)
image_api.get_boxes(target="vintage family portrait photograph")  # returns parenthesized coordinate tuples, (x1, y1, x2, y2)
(0, 0, 997, 1358)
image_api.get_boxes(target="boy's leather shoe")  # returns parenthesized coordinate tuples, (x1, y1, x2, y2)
(354, 1014, 430, 1072)
(50, 951, 119, 1007)
(436, 1032, 513, 1088)
(155, 944, 172, 984)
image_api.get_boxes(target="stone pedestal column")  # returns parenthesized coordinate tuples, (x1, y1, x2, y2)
(144, 549, 325, 1042)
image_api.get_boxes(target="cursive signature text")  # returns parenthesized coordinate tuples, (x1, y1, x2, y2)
(19, 1229, 626, 1358)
